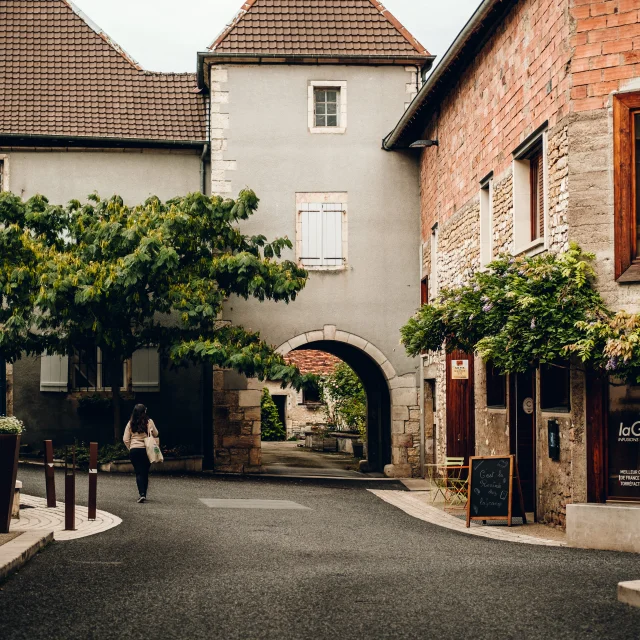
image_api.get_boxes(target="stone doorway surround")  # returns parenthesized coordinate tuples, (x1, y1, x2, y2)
(276, 326, 419, 478)
(212, 326, 419, 478)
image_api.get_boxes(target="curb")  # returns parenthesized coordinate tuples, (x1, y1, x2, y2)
(618, 580, 640, 608)
(0, 531, 54, 583)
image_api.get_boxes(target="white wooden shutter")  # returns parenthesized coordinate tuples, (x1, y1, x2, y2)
(301, 206, 323, 267)
(40, 353, 69, 392)
(322, 204, 343, 267)
(132, 347, 160, 392)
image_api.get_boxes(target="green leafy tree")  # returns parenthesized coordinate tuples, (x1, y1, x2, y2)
(260, 388, 285, 441)
(0, 190, 312, 441)
(401, 244, 609, 374)
(321, 362, 367, 439)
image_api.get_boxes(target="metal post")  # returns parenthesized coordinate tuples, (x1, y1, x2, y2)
(88, 442, 98, 520)
(44, 440, 56, 507)
(64, 445, 75, 531)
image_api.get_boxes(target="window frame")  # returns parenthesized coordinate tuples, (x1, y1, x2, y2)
(295, 192, 348, 271)
(613, 92, 640, 282)
(70, 346, 128, 393)
(480, 174, 493, 267)
(430, 223, 439, 301)
(512, 124, 548, 256)
(308, 81, 347, 135)
(420, 276, 429, 305)
(486, 362, 507, 409)
(539, 360, 571, 414)
(0, 155, 9, 193)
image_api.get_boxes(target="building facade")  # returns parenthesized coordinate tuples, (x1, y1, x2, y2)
(0, 0, 210, 455)
(200, 0, 432, 476)
(385, 0, 640, 526)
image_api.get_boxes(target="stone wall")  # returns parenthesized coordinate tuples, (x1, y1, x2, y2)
(212, 369, 262, 473)
(263, 381, 328, 439)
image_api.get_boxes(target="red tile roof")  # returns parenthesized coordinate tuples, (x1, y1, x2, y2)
(0, 0, 206, 143)
(285, 350, 341, 375)
(210, 0, 430, 59)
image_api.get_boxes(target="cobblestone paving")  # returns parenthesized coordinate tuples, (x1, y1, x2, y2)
(11, 494, 122, 541)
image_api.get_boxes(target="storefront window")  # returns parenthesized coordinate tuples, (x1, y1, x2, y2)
(608, 381, 640, 500)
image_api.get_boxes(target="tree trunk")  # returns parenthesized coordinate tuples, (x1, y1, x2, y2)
(109, 357, 122, 444)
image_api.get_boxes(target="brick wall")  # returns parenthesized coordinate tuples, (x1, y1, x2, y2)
(570, 0, 640, 112)
(420, 0, 572, 240)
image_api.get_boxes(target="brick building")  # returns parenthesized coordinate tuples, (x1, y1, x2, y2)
(385, 0, 640, 533)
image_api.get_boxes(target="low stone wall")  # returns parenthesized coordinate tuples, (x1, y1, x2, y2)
(100, 456, 204, 474)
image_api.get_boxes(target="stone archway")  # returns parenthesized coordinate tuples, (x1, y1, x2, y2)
(276, 326, 418, 477)
(212, 326, 419, 478)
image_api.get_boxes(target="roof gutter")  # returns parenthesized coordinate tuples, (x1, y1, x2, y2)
(0, 134, 207, 150)
(197, 51, 434, 90)
(382, 0, 505, 151)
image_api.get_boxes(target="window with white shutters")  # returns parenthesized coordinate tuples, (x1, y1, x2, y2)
(40, 353, 69, 392)
(132, 347, 160, 392)
(299, 203, 345, 268)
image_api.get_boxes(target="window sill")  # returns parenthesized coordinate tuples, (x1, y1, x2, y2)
(617, 261, 640, 283)
(540, 408, 571, 415)
(514, 238, 546, 258)
(302, 265, 347, 272)
(309, 127, 346, 135)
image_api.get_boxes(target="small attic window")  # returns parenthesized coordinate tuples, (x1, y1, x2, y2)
(315, 89, 339, 127)
(308, 81, 347, 134)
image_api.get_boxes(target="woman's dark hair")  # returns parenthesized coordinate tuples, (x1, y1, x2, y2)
(130, 404, 149, 434)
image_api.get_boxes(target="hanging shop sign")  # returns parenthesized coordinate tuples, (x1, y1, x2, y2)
(451, 359, 469, 380)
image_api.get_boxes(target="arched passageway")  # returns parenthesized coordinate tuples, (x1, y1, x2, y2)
(291, 341, 391, 472)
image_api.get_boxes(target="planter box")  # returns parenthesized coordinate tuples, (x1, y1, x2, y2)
(0, 434, 21, 533)
(100, 455, 203, 474)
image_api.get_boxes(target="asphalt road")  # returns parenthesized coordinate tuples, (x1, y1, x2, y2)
(2, 467, 640, 640)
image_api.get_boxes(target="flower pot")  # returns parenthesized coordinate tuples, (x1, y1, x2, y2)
(0, 434, 20, 533)
(352, 442, 364, 458)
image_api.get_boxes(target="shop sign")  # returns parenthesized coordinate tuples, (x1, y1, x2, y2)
(451, 360, 469, 380)
(608, 382, 640, 499)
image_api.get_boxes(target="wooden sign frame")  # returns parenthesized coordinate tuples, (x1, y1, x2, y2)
(466, 454, 527, 528)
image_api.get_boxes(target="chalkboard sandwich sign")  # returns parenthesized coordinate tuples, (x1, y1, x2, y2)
(466, 455, 527, 528)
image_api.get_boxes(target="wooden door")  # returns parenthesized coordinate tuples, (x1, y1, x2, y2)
(510, 370, 536, 513)
(586, 370, 607, 503)
(445, 351, 475, 461)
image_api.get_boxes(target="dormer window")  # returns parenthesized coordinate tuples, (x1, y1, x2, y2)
(315, 89, 339, 128)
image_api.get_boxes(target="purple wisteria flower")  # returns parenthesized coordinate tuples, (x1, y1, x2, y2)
(530, 318, 536, 330)
(606, 357, 619, 371)
(482, 303, 493, 312)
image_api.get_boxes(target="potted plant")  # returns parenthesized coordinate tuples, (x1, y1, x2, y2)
(0, 416, 24, 533)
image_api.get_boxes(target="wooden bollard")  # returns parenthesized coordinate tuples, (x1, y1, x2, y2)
(64, 445, 75, 531)
(88, 442, 98, 521)
(44, 440, 56, 508)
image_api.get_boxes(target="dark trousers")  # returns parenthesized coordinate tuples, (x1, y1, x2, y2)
(130, 448, 150, 497)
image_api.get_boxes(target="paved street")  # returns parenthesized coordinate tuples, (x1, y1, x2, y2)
(1, 467, 640, 640)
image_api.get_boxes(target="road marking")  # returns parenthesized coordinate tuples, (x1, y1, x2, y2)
(199, 499, 311, 510)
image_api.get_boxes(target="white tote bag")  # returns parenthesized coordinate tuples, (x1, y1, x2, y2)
(144, 424, 164, 464)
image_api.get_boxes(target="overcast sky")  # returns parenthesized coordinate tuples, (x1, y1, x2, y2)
(69, 0, 481, 73)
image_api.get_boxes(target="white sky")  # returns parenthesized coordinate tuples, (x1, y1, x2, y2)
(69, 0, 482, 73)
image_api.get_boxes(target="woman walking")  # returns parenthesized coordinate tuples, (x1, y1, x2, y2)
(123, 404, 159, 503)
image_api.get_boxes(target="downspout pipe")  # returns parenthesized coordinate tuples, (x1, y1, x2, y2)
(200, 142, 209, 194)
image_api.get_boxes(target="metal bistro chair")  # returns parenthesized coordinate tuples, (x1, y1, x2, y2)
(434, 457, 468, 506)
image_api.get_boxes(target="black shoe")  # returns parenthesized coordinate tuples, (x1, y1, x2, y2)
(137, 496, 146, 503)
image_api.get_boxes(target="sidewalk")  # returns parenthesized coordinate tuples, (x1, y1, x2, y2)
(371, 485, 567, 547)
(12, 494, 122, 541)
(0, 531, 53, 582)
